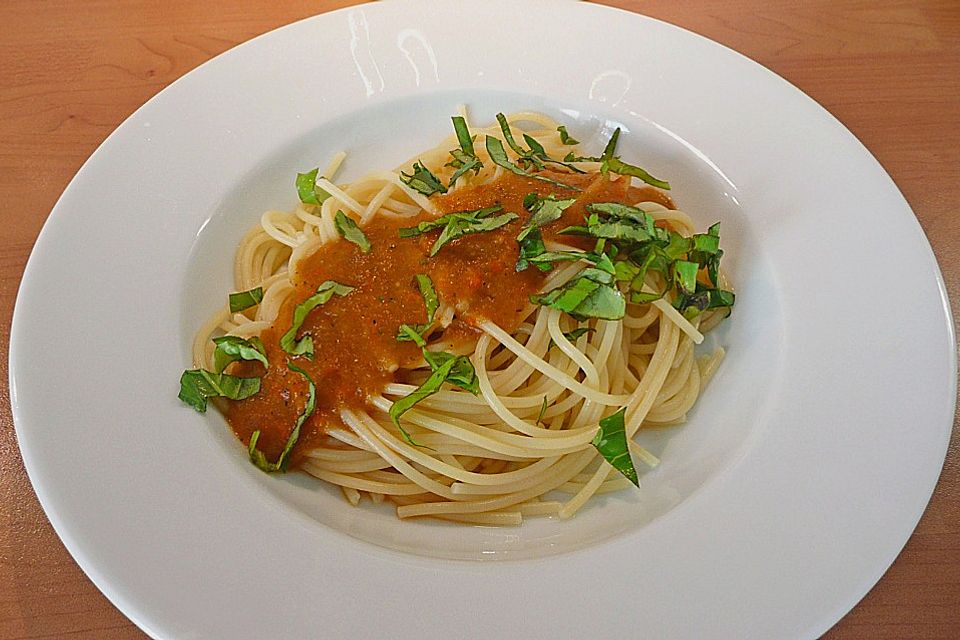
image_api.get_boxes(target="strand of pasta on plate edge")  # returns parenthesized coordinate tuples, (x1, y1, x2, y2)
(177, 109, 735, 526)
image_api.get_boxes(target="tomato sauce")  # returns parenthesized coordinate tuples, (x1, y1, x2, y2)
(224, 170, 669, 465)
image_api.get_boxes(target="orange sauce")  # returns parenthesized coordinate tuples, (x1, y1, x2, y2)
(224, 170, 671, 465)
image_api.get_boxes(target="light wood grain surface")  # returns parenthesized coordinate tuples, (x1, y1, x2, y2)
(1, 1, 957, 638)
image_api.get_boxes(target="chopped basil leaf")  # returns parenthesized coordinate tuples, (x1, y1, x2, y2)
(518, 244, 587, 272)
(212, 335, 268, 373)
(280, 280, 355, 357)
(516, 227, 549, 272)
(228, 287, 263, 313)
(522, 132, 586, 173)
(536, 396, 548, 426)
(389, 346, 479, 446)
(673, 260, 699, 294)
(398, 204, 501, 238)
(416, 273, 439, 323)
(334, 210, 372, 253)
(452, 116, 477, 156)
(563, 151, 601, 163)
(446, 116, 483, 186)
(604, 156, 671, 190)
(396, 274, 440, 342)
(592, 407, 639, 486)
(422, 350, 479, 395)
(563, 327, 595, 342)
(248, 362, 315, 473)
(400, 161, 447, 196)
(708, 289, 736, 308)
(514, 194, 578, 272)
(524, 193, 577, 228)
(397, 323, 428, 346)
(557, 126, 579, 145)
(531, 264, 626, 321)
(399, 205, 518, 257)
(389, 356, 456, 446)
(178, 369, 261, 413)
(496, 113, 537, 166)
(485, 135, 581, 191)
(296, 168, 332, 205)
(598, 128, 671, 190)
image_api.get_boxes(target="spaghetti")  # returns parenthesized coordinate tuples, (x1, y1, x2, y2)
(180, 110, 734, 525)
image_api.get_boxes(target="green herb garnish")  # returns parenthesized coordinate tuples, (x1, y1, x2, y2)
(592, 407, 639, 486)
(398, 205, 518, 256)
(400, 161, 447, 196)
(389, 358, 455, 445)
(228, 286, 263, 313)
(515, 194, 578, 272)
(248, 362, 315, 473)
(178, 369, 261, 413)
(563, 327, 595, 342)
(280, 280, 355, 357)
(334, 210, 372, 253)
(599, 128, 670, 190)
(397, 274, 440, 342)
(212, 335, 268, 373)
(296, 168, 332, 205)
(446, 116, 483, 186)
(524, 193, 577, 228)
(421, 350, 479, 395)
(485, 135, 581, 191)
(557, 126, 579, 145)
(530, 253, 625, 321)
(388, 350, 478, 445)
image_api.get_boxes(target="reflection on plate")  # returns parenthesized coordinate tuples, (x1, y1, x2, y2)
(10, 1, 954, 638)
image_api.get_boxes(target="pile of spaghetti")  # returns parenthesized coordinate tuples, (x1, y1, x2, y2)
(179, 110, 735, 526)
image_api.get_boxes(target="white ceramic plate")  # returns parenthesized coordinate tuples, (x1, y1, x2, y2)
(10, 1, 955, 638)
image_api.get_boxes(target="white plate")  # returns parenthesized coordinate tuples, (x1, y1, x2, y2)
(10, 1, 955, 638)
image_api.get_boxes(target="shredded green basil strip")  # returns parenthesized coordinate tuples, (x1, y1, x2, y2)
(496, 113, 532, 161)
(248, 362, 316, 473)
(673, 260, 699, 294)
(334, 210, 372, 253)
(604, 156, 671, 190)
(515, 194, 578, 272)
(280, 280, 355, 357)
(400, 160, 447, 196)
(516, 227, 549, 272)
(415, 274, 439, 323)
(447, 116, 483, 186)
(396, 274, 440, 342)
(452, 116, 477, 156)
(213, 335, 268, 373)
(397, 323, 428, 346)
(178, 369, 261, 413)
(525, 193, 577, 228)
(531, 265, 626, 321)
(557, 126, 579, 145)
(399, 205, 517, 257)
(399, 205, 501, 238)
(422, 349, 479, 394)
(563, 327, 595, 342)
(520, 131, 585, 173)
(484, 135, 581, 192)
(598, 128, 671, 190)
(228, 286, 263, 313)
(389, 356, 457, 445)
(564, 151, 601, 163)
(592, 408, 639, 486)
(296, 168, 332, 205)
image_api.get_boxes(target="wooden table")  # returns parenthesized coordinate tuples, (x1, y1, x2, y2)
(1, 1, 956, 637)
